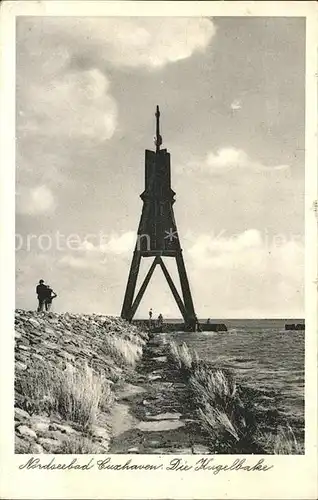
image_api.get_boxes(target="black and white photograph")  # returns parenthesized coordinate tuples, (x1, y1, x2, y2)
(1, 1, 317, 499)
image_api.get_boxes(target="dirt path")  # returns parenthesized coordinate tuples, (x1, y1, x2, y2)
(109, 335, 210, 454)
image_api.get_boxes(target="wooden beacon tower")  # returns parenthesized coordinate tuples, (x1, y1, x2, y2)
(121, 106, 197, 331)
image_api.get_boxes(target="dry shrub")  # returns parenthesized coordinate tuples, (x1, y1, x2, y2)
(189, 366, 242, 450)
(199, 404, 240, 442)
(102, 335, 142, 367)
(56, 436, 101, 454)
(16, 362, 113, 429)
(55, 363, 104, 429)
(168, 341, 197, 370)
(258, 424, 303, 455)
(15, 363, 57, 415)
(191, 366, 237, 404)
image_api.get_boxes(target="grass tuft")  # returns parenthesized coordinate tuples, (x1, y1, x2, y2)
(102, 335, 143, 367)
(55, 435, 102, 454)
(16, 362, 112, 429)
(168, 340, 196, 370)
(167, 340, 303, 455)
(55, 363, 104, 429)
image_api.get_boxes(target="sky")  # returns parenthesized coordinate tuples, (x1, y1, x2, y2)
(15, 16, 305, 318)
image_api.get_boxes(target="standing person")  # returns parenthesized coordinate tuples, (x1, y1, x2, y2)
(36, 279, 47, 312)
(157, 313, 163, 327)
(149, 308, 153, 327)
(45, 285, 57, 312)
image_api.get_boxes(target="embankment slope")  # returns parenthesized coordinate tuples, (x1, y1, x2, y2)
(14, 309, 148, 453)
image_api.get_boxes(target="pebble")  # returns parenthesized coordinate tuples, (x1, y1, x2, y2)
(15, 407, 31, 420)
(45, 327, 56, 335)
(30, 443, 44, 453)
(128, 447, 139, 453)
(192, 444, 210, 454)
(32, 421, 50, 433)
(148, 374, 162, 381)
(57, 351, 75, 361)
(27, 318, 40, 328)
(137, 420, 185, 432)
(90, 425, 110, 441)
(38, 437, 62, 450)
(151, 356, 167, 363)
(42, 341, 58, 350)
(18, 344, 30, 351)
(49, 423, 77, 435)
(147, 412, 181, 421)
(16, 361, 27, 371)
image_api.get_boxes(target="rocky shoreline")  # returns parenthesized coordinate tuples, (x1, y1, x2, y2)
(14, 310, 304, 455)
(14, 309, 210, 454)
(14, 309, 147, 454)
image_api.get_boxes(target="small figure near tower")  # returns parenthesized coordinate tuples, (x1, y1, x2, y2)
(121, 106, 197, 331)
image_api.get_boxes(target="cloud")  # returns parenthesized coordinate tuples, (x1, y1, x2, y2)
(178, 147, 290, 175)
(186, 228, 304, 317)
(18, 66, 117, 143)
(230, 99, 242, 110)
(16, 16, 216, 199)
(16, 185, 56, 215)
(18, 17, 216, 70)
(58, 231, 136, 270)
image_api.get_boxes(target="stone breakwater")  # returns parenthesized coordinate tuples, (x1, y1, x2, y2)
(14, 309, 148, 454)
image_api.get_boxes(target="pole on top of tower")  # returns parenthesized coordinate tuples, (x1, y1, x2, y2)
(155, 105, 162, 152)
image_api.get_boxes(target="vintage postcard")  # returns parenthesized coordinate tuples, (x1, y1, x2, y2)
(0, 1, 317, 499)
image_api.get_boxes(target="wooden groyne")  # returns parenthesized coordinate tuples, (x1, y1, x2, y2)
(285, 323, 305, 331)
(132, 320, 227, 333)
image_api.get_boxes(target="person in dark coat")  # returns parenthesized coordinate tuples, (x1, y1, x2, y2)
(45, 285, 57, 312)
(36, 279, 47, 312)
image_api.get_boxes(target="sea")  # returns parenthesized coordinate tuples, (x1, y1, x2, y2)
(161, 318, 305, 420)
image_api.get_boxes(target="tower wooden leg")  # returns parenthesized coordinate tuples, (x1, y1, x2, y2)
(121, 249, 141, 321)
(176, 251, 196, 330)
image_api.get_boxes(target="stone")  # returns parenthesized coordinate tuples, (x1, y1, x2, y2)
(192, 444, 210, 454)
(146, 412, 182, 421)
(115, 383, 146, 400)
(98, 440, 110, 452)
(38, 437, 62, 450)
(147, 439, 161, 448)
(28, 318, 40, 328)
(18, 344, 30, 351)
(29, 329, 42, 337)
(90, 425, 110, 441)
(137, 420, 185, 432)
(148, 374, 162, 381)
(45, 327, 56, 335)
(15, 361, 27, 371)
(49, 423, 77, 435)
(42, 341, 58, 350)
(33, 353, 44, 361)
(57, 351, 75, 362)
(32, 421, 50, 433)
(30, 443, 44, 453)
(128, 447, 139, 453)
(151, 356, 167, 363)
(15, 331, 22, 340)
(17, 425, 37, 438)
(30, 415, 50, 424)
(15, 407, 31, 420)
